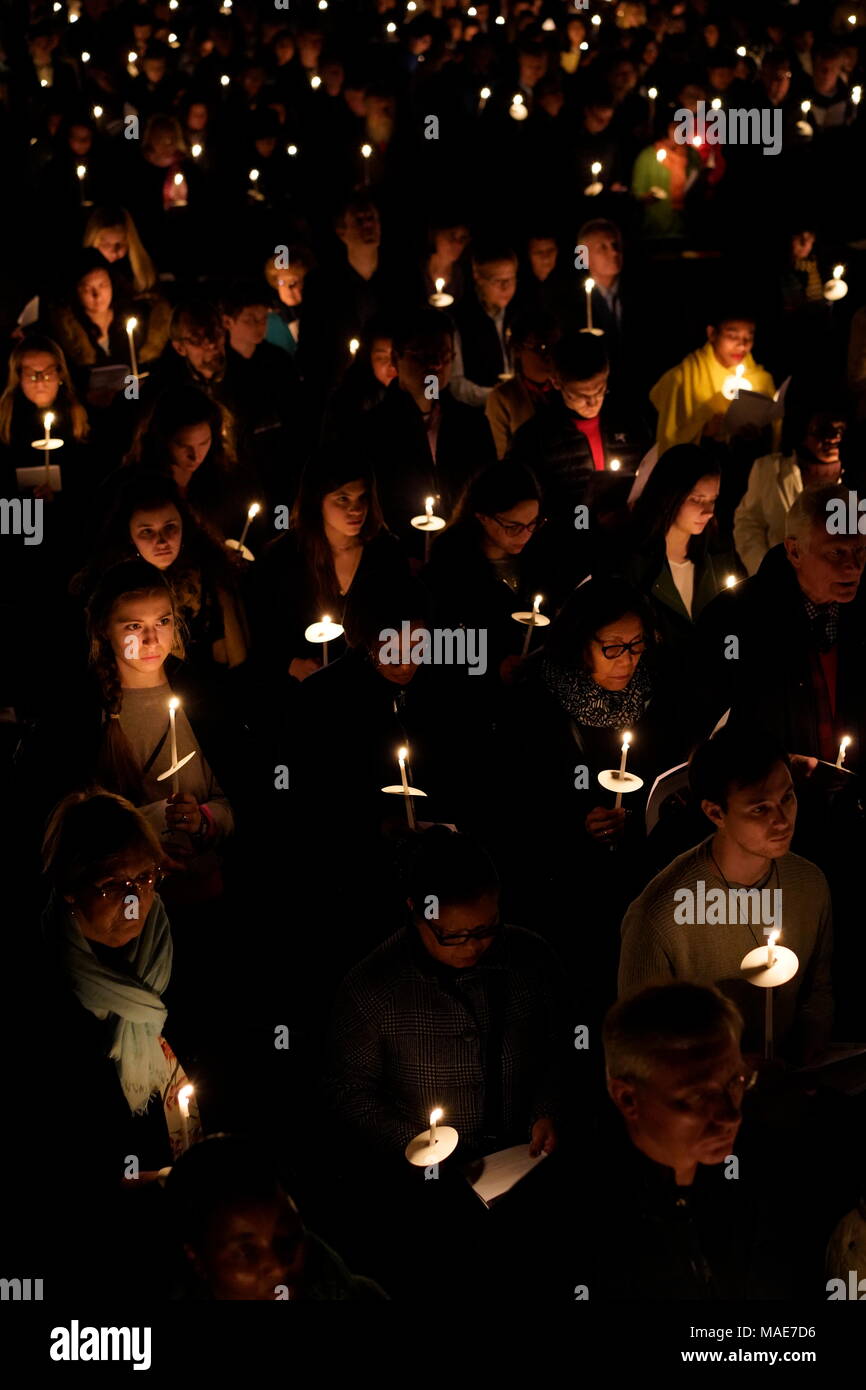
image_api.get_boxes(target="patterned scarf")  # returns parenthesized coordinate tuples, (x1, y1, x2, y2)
(542, 658, 653, 727)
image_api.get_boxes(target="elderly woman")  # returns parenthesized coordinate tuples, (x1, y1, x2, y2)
(41, 789, 185, 1176)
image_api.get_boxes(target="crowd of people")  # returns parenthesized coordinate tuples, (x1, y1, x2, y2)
(3, 0, 866, 1308)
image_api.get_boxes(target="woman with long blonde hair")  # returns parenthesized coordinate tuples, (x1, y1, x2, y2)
(83, 206, 158, 295)
(0, 334, 89, 448)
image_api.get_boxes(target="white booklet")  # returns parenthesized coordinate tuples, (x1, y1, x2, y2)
(465, 1144, 547, 1208)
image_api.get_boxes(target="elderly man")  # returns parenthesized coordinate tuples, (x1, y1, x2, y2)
(696, 484, 866, 765)
(733, 412, 845, 575)
(493, 983, 800, 1299)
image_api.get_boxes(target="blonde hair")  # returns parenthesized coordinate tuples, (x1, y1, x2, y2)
(142, 114, 188, 162)
(0, 334, 89, 444)
(263, 246, 315, 289)
(83, 207, 157, 294)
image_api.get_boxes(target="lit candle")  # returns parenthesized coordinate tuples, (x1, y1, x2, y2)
(428, 1107, 443, 1145)
(614, 732, 631, 808)
(584, 276, 595, 331)
(168, 695, 180, 794)
(92, 104, 103, 121)
(127, 49, 138, 76)
(287, 144, 298, 157)
(429, 277, 454, 308)
(239, 501, 261, 550)
(725, 574, 737, 589)
(125, 316, 139, 377)
(349, 337, 360, 358)
(361, 143, 372, 183)
(656, 147, 667, 163)
(321, 614, 332, 666)
(425, 495, 434, 520)
(711, 97, 722, 111)
(42, 411, 54, 485)
(609, 457, 621, 471)
(398, 745, 416, 830)
(479, 85, 491, 113)
(767, 929, 779, 969)
(522, 593, 542, 658)
(722, 362, 751, 400)
(191, 143, 203, 159)
(853, 85, 862, 106)
(178, 1082, 193, 1151)
(647, 86, 657, 122)
(310, 74, 321, 89)
(76, 162, 87, 201)
(824, 264, 849, 302)
(836, 735, 851, 768)
(171, 171, 187, 206)
(509, 93, 528, 121)
(220, 74, 230, 88)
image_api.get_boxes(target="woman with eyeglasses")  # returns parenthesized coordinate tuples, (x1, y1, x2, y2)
(0, 334, 90, 500)
(624, 444, 741, 678)
(40, 789, 183, 1189)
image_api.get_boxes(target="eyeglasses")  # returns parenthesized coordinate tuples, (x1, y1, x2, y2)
(491, 513, 546, 535)
(633, 1069, 758, 1115)
(424, 918, 502, 946)
(90, 869, 164, 904)
(481, 275, 517, 289)
(24, 368, 60, 382)
(595, 636, 646, 659)
(178, 335, 221, 348)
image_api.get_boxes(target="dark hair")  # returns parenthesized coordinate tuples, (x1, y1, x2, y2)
(222, 281, 271, 319)
(126, 385, 233, 475)
(510, 308, 560, 351)
(290, 452, 386, 611)
(334, 193, 379, 229)
(165, 1135, 295, 1250)
(42, 789, 163, 894)
(706, 305, 757, 330)
(688, 725, 791, 811)
(169, 300, 223, 343)
(342, 575, 430, 649)
(406, 827, 499, 911)
(629, 443, 721, 559)
(472, 243, 518, 270)
(706, 47, 736, 71)
(392, 308, 454, 358)
(447, 459, 541, 542)
(85, 561, 183, 803)
(552, 331, 608, 383)
(545, 577, 655, 672)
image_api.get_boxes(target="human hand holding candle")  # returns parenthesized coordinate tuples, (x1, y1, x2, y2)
(168, 695, 180, 794)
(522, 593, 542, 657)
(429, 277, 454, 308)
(405, 1105, 458, 1165)
(166, 792, 202, 835)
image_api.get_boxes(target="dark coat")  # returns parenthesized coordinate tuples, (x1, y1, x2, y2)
(695, 543, 866, 765)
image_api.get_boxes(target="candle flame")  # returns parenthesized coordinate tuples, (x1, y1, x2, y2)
(247, 502, 261, 520)
(322, 615, 331, 625)
(533, 594, 542, 612)
(622, 731, 632, 750)
(648, 87, 658, 100)
(692, 135, 702, 147)
(768, 930, 779, 947)
(854, 85, 863, 104)
(726, 574, 737, 588)
(126, 316, 138, 333)
(174, 172, 184, 186)
(220, 74, 230, 86)
(311, 74, 322, 89)
(585, 276, 595, 293)
(128, 50, 137, 63)
(169, 696, 180, 712)
(512, 93, 524, 106)
(387, 21, 396, 31)
(44, 411, 54, 429)
(249, 168, 260, 181)
(833, 264, 845, 281)
(801, 99, 811, 114)
(480, 86, 491, 100)
(736, 45, 746, 57)
(435, 277, 445, 293)
(735, 363, 745, 378)
(287, 144, 298, 156)
(192, 143, 203, 157)
(840, 735, 852, 759)
(178, 1082, 194, 1116)
(398, 745, 408, 762)
(93, 105, 103, 118)
(711, 97, 722, 110)
(76, 163, 86, 179)
(609, 458, 621, 471)
(349, 337, 360, 355)
(425, 496, 434, 516)
(429, 1108, 443, 1126)
(591, 161, 602, 175)
(361, 143, 372, 158)
(656, 147, 667, 162)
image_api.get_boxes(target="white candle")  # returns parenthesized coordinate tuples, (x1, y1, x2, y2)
(767, 929, 779, 969)
(836, 735, 851, 768)
(479, 85, 491, 112)
(509, 93, 528, 121)
(321, 614, 331, 666)
(42, 411, 54, 484)
(398, 745, 416, 829)
(425, 495, 434, 520)
(522, 594, 542, 658)
(168, 695, 180, 794)
(178, 1082, 193, 1151)
(428, 1107, 443, 1145)
(361, 143, 372, 183)
(125, 316, 139, 377)
(614, 732, 632, 808)
(239, 502, 260, 549)
(584, 277, 595, 331)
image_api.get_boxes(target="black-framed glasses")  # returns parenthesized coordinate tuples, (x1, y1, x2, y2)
(594, 636, 647, 659)
(631, 1069, 758, 1115)
(491, 513, 546, 535)
(424, 918, 502, 946)
(91, 869, 164, 904)
(24, 368, 60, 382)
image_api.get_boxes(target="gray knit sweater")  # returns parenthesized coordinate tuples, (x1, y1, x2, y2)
(618, 837, 833, 1060)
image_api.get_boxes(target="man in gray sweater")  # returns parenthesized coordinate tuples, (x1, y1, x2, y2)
(619, 727, 833, 1063)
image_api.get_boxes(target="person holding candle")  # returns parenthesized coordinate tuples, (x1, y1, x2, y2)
(484, 311, 560, 459)
(649, 307, 776, 455)
(418, 217, 471, 309)
(325, 828, 565, 1167)
(82, 206, 160, 298)
(165, 1136, 387, 1300)
(252, 453, 407, 686)
(450, 244, 520, 408)
(320, 316, 398, 439)
(221, 282, 302, 501)
(48, 252, 168, 394)
(618, 726, 834, 1064)
(0, 335, 90, 498)
(630, 117, 703, 241)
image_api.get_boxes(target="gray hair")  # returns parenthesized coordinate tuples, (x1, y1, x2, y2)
(603, 983, 743, 1084)
(785, 484, 853, 544)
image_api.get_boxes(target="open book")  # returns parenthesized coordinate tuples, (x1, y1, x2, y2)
(725, 375, 790, 436)
(464, 1144, 547, 1208)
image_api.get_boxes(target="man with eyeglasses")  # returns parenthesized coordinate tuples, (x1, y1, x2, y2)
(494, 984, 799, 1299)
(161, 302, 227, 396)
(326, 828, 565, 1164)
(734, 409, 846, 576)
(511, 331, 648, 568)
(450, 245, 519, 408)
